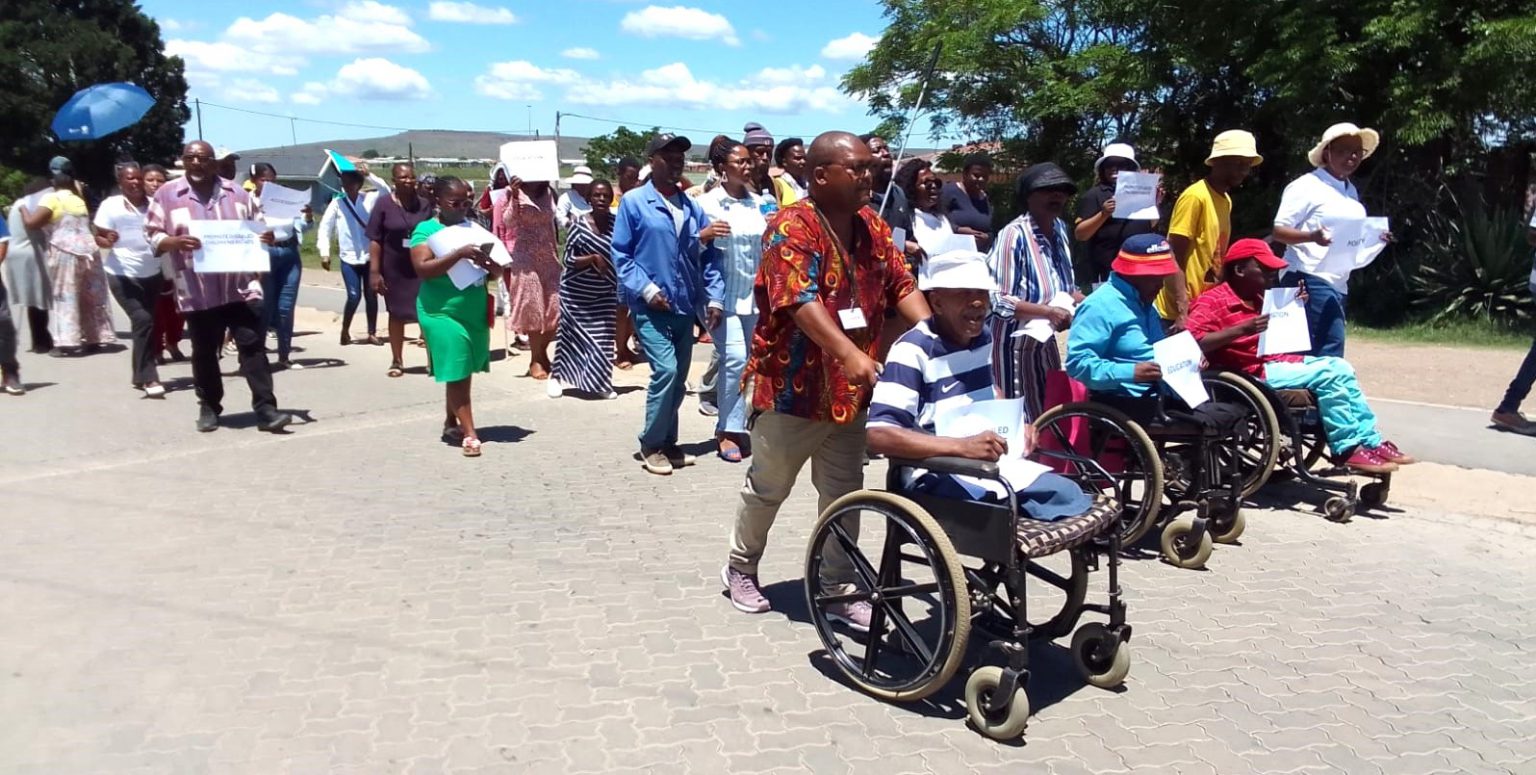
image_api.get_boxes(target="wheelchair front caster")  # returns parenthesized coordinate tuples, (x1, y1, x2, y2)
(1211, 507, 1246, 544)
(1360, 483, 1389, 509)
(1323, 496, 1354, 523)
(1071, 622, 1131, 689)
(1160, 517, 1212, 569)
(965, 666, 1030, 740)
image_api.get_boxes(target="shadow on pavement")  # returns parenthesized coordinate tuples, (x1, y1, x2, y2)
(470, 425, 533, 445)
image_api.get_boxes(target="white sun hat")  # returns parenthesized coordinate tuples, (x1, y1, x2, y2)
(919, 251, 997, 292)
(1308, 123, 1380, 168)
(568, 165, 594, 185)
(1094, 142, 1139, 174)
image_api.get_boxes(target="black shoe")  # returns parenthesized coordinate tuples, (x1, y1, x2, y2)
(1, 375, 23, 396)
(196, 406, 221, 433)
(256, 410, 293, 433)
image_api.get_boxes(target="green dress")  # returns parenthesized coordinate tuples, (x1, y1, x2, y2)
(411, 219, 491, 383)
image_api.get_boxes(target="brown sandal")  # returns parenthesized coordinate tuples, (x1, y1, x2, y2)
(387, 362, 405, 378)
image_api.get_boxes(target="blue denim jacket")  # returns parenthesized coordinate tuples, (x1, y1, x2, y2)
(1065, 274, 1165, 397)
(611, 182, 722, 320)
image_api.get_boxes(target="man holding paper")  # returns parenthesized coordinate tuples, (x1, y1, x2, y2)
(1186, 239, 1414, 473)
(145, 141, 291, 434)
(868, 252, 1107, 524)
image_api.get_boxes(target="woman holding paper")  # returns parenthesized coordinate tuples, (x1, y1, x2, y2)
(410, 177, 499, 457)
(1075, 143, 1161, 284)
(94, 162, 166, 397)
(23, 156, 115, 356)
(986, 163, 1084, 420)
(1272, 123, 1390, 357)
(500, 176, 560, 380)
(896, 158, 958, 263)
(249, 163, 312, 370)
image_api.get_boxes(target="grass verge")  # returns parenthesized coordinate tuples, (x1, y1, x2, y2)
(1349, 318, 1534, 350)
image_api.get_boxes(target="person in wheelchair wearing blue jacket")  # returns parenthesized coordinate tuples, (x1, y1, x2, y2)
(867, 251, 1099, 522)
(1185, 238, 1415, 474)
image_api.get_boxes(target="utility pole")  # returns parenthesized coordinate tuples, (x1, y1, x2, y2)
(554, 111, 562, 176)
(290, 117, 297, 147)
(194, 98, 203, 141)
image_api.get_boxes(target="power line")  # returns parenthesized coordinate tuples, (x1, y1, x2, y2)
(557, 111, 832, 141)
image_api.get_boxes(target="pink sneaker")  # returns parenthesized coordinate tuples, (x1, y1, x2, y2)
(1374, 441, 1416, 465)
(1343, 446, 1399, 475)
(721, 566, 770, 613)
(826, 600, 874, 634)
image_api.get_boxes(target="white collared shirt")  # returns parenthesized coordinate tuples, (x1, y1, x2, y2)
(1274, 168, 1367, 292)
(317, 191, 379, 264)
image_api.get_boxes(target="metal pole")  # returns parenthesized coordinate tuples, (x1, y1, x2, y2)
(194, 98, 203, 141)
(554, 111, 562, 179)
(289, 117, 297, 146)
(879, 43, 943, 220)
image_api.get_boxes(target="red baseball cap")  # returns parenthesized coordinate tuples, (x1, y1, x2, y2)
(1226, 238, 1287, 270)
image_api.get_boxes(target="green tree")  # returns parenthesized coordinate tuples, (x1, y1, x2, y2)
(361, 148, 381, 159)
(0, 0, 190, 190)
(582, 126, 659, 178)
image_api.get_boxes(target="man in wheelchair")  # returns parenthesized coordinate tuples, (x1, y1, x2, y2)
(866, 252, 1114, 525)
(1185, 238, 1415, 474)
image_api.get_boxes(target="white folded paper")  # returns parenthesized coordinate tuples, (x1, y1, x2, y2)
(1016, 291, 1076, 342)
(188, 220, 269, 273)
(445, 259, 488, 291)
(1258, 287, 1311, 356)
(426, 221, 512, 266)
(1114, 171, 1161, 221)
(258, 182, 311, 222)
(1316, 215, 1389, 275)
(1152, 330, 1208, 408)
(933, 398, 1048, 496)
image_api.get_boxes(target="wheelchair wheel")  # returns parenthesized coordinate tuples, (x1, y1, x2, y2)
(1070, 622, 1131, 689)
(964, 666, 1030, 740)
(1159, 516, 1212, 569)
(969, 551, 1088, 642)
(1201, 372, 1282, 498)
(1035, 402, 1164, 545)
(804, 490, 971, 702)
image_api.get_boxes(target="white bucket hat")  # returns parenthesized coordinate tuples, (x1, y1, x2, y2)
(919, 251, 996, 292)
(1094, 142, 1139, 174)
(568, 165, 594, 185)
(1308, 123, 1380, 168)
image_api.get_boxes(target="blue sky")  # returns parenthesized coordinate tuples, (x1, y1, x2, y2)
(141, 0, 893, 152)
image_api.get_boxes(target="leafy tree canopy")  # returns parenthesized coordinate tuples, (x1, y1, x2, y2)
(582, 126, 660, 179)
(0, 0, 190, 189)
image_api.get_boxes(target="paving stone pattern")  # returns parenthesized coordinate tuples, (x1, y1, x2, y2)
(1, 330, 1533, 774)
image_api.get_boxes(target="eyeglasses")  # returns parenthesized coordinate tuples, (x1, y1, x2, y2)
(182, 154, 214, 162)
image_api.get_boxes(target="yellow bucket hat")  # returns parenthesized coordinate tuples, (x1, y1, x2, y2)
(1205, 130, 1263, 166)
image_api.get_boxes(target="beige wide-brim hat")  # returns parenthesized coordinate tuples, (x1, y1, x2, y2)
(1308, 122, 1380, 168)
(1205, 130, 1263, 166)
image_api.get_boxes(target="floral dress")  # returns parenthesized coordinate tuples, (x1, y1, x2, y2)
(498, 188, 560, 333)
(44, 189, 115, 348)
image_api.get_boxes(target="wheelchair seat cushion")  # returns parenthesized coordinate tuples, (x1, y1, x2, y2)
(1274, 388, 1316, 409)
(1015, 494, 1120, 558)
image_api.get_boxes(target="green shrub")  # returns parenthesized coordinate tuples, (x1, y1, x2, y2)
(1411, 188, 1532, 325)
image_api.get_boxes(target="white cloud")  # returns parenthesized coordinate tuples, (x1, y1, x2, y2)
(620, 6, 739, 46)
(225, 3, 429, 57)
(167, 40, 299, 76)
(821, 32, 876, 61)
(226, 78, 283, 104)
(561, 47, 601, 60)
(292, 83, 330, 106)
(160, 18, 183, 32)
(331, 58, 433, 100)
(428, 1, 517, 24)
(564, 62, 853, 114)
(474, 60, 582, 101)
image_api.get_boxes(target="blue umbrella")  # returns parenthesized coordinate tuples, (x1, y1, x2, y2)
(51, 82, 156, 141)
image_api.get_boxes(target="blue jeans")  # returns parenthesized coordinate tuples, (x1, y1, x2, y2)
(1266, 356, 1382, 455)
(263, 241, 302, 361)
(1285, 271, 1347, 357)
(340, 261, 378, 336)
(712, 313, 757, 435)
(1497, 337, 1536, 414)
(634, 307, 695, 450)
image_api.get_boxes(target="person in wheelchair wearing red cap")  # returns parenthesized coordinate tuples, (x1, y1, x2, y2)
(1185, 238, 1415, 474)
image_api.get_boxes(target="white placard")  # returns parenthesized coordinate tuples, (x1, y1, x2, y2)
(931, 232, 982, 258)
(188, 220, 269, 273)
(498, 140, 560, 183)
(109, 212, 148, 250)
(1258, 287, 1312, 356)
(1355, 217, 1390, 269)
(446, 258, 488, 291)
(426, 221, 512, 267)
(1315, 217, 1366, 276)
(258, 182, 311, 221)
(1015, 291, 1077, 342)
(1114, 171, 1161, 221)
(891, 227, 907, 250)
(934, 398, 1048, 493)
(1152, 330, 1209, 408)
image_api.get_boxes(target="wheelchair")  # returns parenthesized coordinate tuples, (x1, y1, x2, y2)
(1201, 370, 1392, 522)
(802, 449, 1129, 741)
(1032, 388, 1251, 570)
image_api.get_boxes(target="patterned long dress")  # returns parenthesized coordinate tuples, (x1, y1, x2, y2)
(552, 218, 617, 395)
(986, 213, 1076, 420)
(499, 188, 560, 334)
(44, 190, 116, 348)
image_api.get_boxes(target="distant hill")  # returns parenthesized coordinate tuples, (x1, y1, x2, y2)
(238, 130, 592, 174)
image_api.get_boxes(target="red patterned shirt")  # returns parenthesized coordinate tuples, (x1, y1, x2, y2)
(746, 200, 917, 424)
(1185, 282, 1304, 378)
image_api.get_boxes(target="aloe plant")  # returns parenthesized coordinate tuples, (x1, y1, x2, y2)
(1411, 188, 1533, 325)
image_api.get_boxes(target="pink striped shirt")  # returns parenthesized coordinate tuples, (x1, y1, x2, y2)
(145, 177, 262, 313)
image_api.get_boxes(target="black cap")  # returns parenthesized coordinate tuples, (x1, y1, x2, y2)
(645, 133, 692, 157)
(1015, 162, 1077, 199)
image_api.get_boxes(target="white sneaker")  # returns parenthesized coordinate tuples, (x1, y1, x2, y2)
(546, 378, 563, 398)
(602, 391, 618, 400)
(143, 383, 166, 398)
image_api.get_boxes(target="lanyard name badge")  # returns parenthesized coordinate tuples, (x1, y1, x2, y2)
(817, 208, 867, 331)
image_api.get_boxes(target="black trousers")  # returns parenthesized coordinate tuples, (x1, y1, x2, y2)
(107, 273, 164, 386)
(27, 307, 50, 351)
(185, 300, 276, 415)
(0, 278, 18, 375)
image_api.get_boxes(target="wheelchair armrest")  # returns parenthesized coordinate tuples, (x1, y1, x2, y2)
(1032, 448, 1116, 487)
(888, 456, 1000, 479)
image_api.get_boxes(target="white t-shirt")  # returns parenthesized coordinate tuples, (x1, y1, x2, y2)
(556, 190, 591, 229)
(92, 194, 158, 278)
(1274, 168, 1368, 292)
